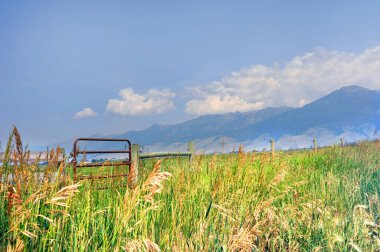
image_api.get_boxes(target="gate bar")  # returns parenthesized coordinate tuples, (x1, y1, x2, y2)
(73, 138, 132, 181)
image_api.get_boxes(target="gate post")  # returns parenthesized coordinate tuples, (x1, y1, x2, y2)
(131, 144, 140, 183)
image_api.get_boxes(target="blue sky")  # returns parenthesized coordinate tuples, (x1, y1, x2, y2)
(2, 0, 380, 147)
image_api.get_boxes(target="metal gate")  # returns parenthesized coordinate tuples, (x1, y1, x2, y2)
(72, 138, 131, 181)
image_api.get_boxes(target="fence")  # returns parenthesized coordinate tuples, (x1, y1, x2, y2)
(66, 139, 195, 184)
(131, 142, 195, 182)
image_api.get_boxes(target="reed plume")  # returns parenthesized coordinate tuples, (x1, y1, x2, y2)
(142, 160, 172, 203)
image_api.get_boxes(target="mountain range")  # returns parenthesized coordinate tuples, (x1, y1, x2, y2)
(62, 85, 380, 153)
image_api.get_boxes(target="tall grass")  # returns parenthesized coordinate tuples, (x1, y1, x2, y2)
(1, 127, 380, 251)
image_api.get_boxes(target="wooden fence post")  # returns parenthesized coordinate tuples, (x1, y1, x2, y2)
(270, 139, 275, 156)
(340, 138, 344, 148)
(131, 144, 140, 183)
(188, 141, 195, 153)
(221, 138, 225, 154)
(188, 141, 195, 165)
(313, 138, 317, 151)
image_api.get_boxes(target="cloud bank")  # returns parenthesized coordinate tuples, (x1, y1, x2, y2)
(73, 108, 97, 119)
(186, 46, 380, 115)
(106, 88, 175, 116)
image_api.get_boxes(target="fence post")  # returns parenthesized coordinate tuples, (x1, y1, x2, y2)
(313, 138, 317, 151)
(188, 141, 195, 165)
(222, 138, 225, 154)
(131, 144, 140, 183)
(270, 139, 275, 156)
(340, 138, 344, 148)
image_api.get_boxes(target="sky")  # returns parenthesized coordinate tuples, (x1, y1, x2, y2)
(2, 0, 380, 148)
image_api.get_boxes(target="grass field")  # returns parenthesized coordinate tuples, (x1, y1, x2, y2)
(1, 128, 380, 251)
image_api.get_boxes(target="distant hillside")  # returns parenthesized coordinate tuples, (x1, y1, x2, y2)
(60, 85, 380, 153)
(114, 106, 292, 145)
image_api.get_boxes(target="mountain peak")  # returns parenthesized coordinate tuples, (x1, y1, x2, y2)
(338, 85, 371, 93)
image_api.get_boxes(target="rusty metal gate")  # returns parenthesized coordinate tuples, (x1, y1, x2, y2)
(72, 138, 131, 181)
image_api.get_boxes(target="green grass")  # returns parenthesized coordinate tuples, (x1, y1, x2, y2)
(1, 129, 380, 251)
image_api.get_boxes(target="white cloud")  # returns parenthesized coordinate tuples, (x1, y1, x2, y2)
(186, 94, 265, 115)
(186, 46, 380, 115)
(106, 88, 175, 116)
(73, 108, 97, 119)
